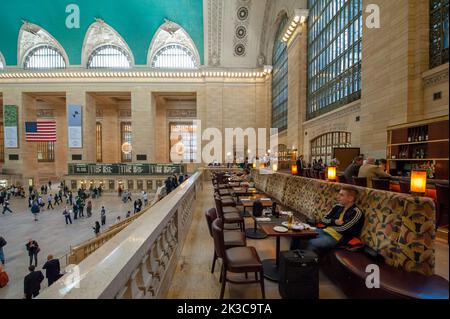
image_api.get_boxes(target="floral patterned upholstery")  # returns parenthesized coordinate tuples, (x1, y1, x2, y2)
(253, 170, 436, 276)
(265, 173, 288, 203)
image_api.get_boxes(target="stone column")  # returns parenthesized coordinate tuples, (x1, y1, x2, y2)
(131, 88, 154, 162)
(66, 89, 96, 163)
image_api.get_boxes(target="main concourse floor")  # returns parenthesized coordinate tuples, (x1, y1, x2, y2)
(0, 188, 147, 299)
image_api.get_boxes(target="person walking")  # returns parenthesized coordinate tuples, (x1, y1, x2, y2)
(93, 221, 101, 237)
(26, 239, 39, 267)
(63, 207, 72, 225)
(133, 200, 139, 214)
(31, 201, 40, 221)
(100, 207, 106, 226)
(2, 199, 13, 214)
(23, 265, 44, 299)
(142, 191, 148, 206)
(47, 194, 54, 210)
(48, 181, 52, 190)
(86, 200, 92, 218)
(72, 202, 78, 220)
(42, 255, 61, 287)
(0, 236, 7, 265)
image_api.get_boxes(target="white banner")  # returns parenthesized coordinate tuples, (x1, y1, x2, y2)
(68, 126, 82, 148)
(4, 126, 18, 148)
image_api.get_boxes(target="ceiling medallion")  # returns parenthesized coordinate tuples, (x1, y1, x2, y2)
(237, 7, 249, 21)
(235, 44, 246, 56)
(236, 26, 247, 39)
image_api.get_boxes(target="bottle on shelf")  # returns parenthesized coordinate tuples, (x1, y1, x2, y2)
(425, 126, 429, 141)
(407, 128, 412, 142)
(418, 127, 423, 142)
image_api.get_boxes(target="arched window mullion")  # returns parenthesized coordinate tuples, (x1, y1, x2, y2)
(87, 45, 131, 69)
(152, 44, 197, 69)
(24, 45, 66, 70)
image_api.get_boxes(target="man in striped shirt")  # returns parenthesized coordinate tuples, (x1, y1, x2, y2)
(290, 186, 365, 254)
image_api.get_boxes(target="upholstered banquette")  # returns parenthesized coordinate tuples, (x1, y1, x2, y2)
(251, 169, 449, 299)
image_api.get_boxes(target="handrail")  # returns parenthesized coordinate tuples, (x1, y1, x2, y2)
(67, 189, 166, 265)
(38, 171, 202, 299)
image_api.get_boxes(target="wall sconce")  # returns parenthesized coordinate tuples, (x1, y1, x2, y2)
(272, 163, 278, 172)
(291, 164, 298, 175)
(253, 162, 257, 169)
(411, 170, 427, 195)
(282, 9, 309, 43)
(327, 166, 337, 181)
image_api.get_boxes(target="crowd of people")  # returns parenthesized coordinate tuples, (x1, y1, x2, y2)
(0, 178, 161, 298)
(164, 174, 190, 194)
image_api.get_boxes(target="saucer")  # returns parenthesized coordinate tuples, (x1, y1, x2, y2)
(273, 226, 288, 233)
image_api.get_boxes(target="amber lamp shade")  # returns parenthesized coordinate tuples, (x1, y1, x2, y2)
(291, 164, 298, 175)
(272, 163, 278, 172)
(411, 170, 427, 194)
(327, 166, 337, 181)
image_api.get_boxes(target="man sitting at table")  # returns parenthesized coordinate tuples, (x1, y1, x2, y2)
(290, 186, 365, 254)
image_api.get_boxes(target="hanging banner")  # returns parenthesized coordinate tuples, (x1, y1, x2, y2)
(68, 105, 82, 148)
(4, 105, 18, 148)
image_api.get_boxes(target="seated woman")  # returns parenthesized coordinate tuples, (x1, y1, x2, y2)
(290, 186, 365, 254)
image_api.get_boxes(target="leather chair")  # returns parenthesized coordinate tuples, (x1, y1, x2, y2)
(211, 219, 265, 299)
(214, 191, 235, 207)
(372, 178, 391, 191)
(353, 177, 367, 187)
(214, 196, 245, 232)
(205, 208, 246, 273)
(435, 184, 449, 231)
(399, 180, 411, 194)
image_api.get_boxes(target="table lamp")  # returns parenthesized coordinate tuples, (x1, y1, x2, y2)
(291, 164, 298, 175)
(327, 166, 337, 181)
(410, 170, 427, 196)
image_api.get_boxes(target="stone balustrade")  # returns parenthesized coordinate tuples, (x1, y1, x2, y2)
(38, 171, 203, 299)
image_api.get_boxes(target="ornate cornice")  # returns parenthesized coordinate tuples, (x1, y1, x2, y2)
(167, 109, 197, 118)
(423, 67, 449, 88)
(36, 109, 54, 118)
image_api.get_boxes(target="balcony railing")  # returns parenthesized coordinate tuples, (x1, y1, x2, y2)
(38, 171, 203, 299)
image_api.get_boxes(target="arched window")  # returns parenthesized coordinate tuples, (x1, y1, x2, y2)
(87, 45, 132, 69)
(148, 20, 201, 69)
(310, 132, 352, 165)
(272, 16, 289, 132)
(23, 45, 66, 70)
(152, 44, 198, 69)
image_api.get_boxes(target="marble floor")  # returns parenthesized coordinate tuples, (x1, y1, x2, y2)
(167, 183, 449, 299)
(0, 188, 150, 299)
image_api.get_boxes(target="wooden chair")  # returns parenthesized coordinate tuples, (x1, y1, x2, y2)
(211, 219, 265, 299)
(372, 178, 391, 191)
(353, 177, 367, 187)
(435, 184, 449, 231)
(205, 208, 246, 273)
(214, 197, 245, 232)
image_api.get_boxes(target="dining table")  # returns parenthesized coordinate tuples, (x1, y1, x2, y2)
(241, 197, 274, 239)
(258, 220, 318, 282)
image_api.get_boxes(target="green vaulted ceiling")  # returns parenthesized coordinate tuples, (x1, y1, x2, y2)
(0, 0, 204, 66)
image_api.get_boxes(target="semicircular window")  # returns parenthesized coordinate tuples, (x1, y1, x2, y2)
(24, 45, 66, 70)
(152, 44, 198, 69)
(87, 45, 132, 69)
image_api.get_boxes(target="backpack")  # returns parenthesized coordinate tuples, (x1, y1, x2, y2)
(0, 237, 6, 248)
(0, 269, 9, 288)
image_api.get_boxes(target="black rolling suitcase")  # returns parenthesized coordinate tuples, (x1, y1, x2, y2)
(279, 249, 319, 299)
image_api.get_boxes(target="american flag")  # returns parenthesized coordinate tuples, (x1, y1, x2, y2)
(25, 121, 57, 142)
